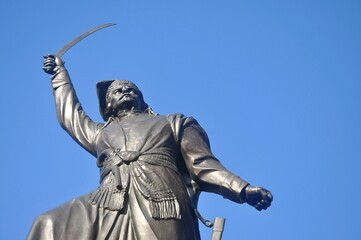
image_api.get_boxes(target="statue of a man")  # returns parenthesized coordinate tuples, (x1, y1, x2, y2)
(28, 55, 272, 240)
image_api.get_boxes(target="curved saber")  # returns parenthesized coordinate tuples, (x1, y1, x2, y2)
(56, 23, 116, 57)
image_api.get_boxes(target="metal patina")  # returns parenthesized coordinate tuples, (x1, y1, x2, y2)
(28, 24, 273, 240)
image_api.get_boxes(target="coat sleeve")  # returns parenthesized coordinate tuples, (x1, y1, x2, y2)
(169, 114, 249, 204)
(51, 69, 102, 157)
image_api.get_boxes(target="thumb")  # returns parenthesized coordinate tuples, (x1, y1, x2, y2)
(54, 55, 65, 66)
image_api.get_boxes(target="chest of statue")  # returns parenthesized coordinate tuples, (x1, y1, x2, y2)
(95, 113, 177, 155)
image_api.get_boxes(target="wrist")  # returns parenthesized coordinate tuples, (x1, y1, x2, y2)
(53, 65, 66, 75)
(51, 68, 71, 89)
(240, 184, 250, 203)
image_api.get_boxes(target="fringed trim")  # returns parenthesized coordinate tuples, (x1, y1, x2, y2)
(150, 197, 181, 219)
(89, 189, 125, 211)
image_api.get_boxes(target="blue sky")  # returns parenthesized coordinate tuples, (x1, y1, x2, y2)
(1, 1, 360, 239)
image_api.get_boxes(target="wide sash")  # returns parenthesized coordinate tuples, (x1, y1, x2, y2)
(89, 148, 181, 219)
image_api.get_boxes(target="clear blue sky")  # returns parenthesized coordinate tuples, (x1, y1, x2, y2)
(1, 1, 360, 239)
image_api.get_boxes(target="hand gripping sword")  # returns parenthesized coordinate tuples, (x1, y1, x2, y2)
(55, 23, 116, 57)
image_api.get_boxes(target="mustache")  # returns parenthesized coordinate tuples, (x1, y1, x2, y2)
(118, 93, 137, 101)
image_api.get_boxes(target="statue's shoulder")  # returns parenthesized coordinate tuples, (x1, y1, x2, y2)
(166, 113, 187, 121)
(166, 113, 199, 127)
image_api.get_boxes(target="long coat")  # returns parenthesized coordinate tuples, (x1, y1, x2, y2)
(27, 70, 249, 240)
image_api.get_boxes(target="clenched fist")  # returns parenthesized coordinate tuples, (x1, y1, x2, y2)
(244, 185, 273, 211)
(43, 54, 65, 75)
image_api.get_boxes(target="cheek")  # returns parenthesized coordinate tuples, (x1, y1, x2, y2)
(110, 97, 118, 106)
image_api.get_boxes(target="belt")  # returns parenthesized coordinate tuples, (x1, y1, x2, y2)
(90, 147, 181, 219)
(98, 148, 178, 190)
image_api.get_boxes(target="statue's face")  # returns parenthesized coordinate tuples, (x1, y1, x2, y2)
(107, 83, 142, 112)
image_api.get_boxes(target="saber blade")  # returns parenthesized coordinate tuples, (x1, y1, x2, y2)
(56, 23, 116, 57)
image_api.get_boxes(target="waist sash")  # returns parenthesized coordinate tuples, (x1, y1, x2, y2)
(89, 148, 181, 219)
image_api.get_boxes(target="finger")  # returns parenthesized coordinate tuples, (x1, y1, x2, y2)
(44, 59, 55, 64)
(261, 192, 273, 205)
(44, 60, 56, 66)
(260, 198, 268, 205)
(44, 60, 56, 65)
(258, 203, 269, 211)
(42, 64, 55, 70)
(44, 56, 55, 61)
(258, 198, 272, 209)
(42, 66, 53, 71)
(54, 56, 65, 65)
(44, 59, 55, 63)
(43, 68, 54, 74)
(263, 195, 273, 204)
(43, 54, 55, 58)
(267, 192, 273, 201)
(262, 201, 271, 209)
(255, 203, 263, 211)
(44, 64, 56, 69)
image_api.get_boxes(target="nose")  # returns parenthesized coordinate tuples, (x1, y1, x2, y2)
(120, 86, 129, 93)
(123, 86, 132, 91)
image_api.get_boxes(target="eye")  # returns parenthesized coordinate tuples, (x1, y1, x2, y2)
(113, 89, 122, 94)
(129, 88, 137, 94)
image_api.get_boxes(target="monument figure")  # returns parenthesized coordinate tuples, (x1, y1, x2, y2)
(28, 26, 272, 240)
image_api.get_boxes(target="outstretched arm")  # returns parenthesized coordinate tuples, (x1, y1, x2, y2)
(43, 55, 102, 157)
(177, 116, 272, 211)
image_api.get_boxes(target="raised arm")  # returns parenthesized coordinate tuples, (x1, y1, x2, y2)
(172, 115, 272, 211)
(43, 55, 102, 157)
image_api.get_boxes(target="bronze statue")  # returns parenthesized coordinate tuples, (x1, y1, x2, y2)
(28, 32, 272, 239)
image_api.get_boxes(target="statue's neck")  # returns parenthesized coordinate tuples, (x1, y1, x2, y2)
(114, 107, 142, 119)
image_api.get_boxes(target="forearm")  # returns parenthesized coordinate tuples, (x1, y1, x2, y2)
(51, 65, 71, 90)
(50, 67, 99, 156)
(179, 117, 249, 203)
(52, 68, 79, 131)
(184, 152, 249, 203)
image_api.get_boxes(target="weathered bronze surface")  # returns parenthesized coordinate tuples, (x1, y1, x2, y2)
(28, 34, 272, 239)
